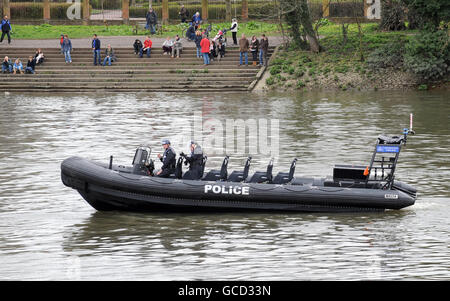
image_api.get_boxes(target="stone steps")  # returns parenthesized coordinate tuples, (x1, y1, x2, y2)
(0, 47, 271, 92)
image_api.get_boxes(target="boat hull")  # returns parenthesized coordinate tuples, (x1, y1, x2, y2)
(61, 156, 416, 213)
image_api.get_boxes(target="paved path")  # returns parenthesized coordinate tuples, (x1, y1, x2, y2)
(0, 35, 284, 49)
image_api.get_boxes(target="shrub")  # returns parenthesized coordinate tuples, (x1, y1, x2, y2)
(286, 66, 295, 75)
(294, 69, 305, 78)
(404, 29, 449, 81)
(266, 76, 275, 85)
(296, 80, 306, 88)
(366, 40, 406, 70)
(269, 65, 281, 75)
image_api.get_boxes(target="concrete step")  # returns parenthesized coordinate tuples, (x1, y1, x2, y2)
(1, 74, 255, 79)
(2, 88, 250, 93)
(31, 67, 260, 72)
(0, 80, 251, 86)
(1, 84, 249, 90)
(2, 77, 254, 83)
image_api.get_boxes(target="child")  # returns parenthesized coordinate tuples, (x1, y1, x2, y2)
(13, 58, 23, 74)
(217, 41, 225, 61)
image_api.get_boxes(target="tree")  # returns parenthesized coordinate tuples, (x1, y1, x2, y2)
(380, 0, 406, 31)
(279, 0, 320, 52)
(402, 0, 450, 29)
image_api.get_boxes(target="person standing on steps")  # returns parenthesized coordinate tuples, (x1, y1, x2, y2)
(200, 34, 211, 66)
(249, 35, 259, 66)
(62, 35, 72, 64)
(238, 33, 249, 67)
(230, 18, 238, 46)
(259, 34, 269, 67)
(194, 31, 202, 59)
(92, 34, 101, 66)
(1, 15, 12, 44)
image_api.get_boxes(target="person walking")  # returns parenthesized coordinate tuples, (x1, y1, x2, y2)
(200, 35, 211, 66)
(259, 34, 269, 67)
(1, 15, 12, 44)
(62, 35, 73, 64)
(238, 34, 249, 67)
(230, 18, 238, 46)
(146, 8, 158, 35)
(92, 34, 101, 66)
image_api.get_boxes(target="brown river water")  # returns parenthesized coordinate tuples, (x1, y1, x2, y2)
(0, 90, 448, 280)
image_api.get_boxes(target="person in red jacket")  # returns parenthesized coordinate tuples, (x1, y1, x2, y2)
(199, 35, 210, 66)
(139, 36, 152, 58)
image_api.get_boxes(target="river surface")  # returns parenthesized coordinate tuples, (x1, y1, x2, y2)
(0, 90, 448, 280)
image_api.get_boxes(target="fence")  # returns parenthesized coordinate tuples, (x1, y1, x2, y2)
(1, 0, 382, 23)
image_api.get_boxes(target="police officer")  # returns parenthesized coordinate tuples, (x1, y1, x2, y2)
(180, 141, 204, 180)
(156, 139, 176, 177)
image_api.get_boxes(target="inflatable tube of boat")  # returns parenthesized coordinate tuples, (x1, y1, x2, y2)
(61, 156, 416, 213)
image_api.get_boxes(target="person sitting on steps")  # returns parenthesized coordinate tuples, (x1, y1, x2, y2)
(103, 44, 116, 66)
(25, 56, 36, 74)
(13, 58, 23, 74)
(171, 35, 182, 58)
(2, 56, 12, 73)
(140, 36, 152, 58)
(133, 39, 143, 55)
(162, 36, 173, 55)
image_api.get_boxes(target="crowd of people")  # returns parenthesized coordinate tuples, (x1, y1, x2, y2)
(134, 10, 269, 67)
(2, 48, 44, 74)
(2, 9, 271, 74)
(60, 33, 117, 66)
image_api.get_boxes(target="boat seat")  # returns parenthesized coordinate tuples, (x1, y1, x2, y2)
(201, 156, 207, 178)
(202, 156, 229, 181)
(228, 156, 252, 182)
(248, 159, 273, 183)
(168, 156, 184, 179)
(272, 158, 297, 184)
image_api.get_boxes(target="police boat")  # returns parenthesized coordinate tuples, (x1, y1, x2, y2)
(61, 128, 417, 213)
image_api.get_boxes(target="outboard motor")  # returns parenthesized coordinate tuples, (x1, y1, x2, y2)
(132, 146, 153, 175)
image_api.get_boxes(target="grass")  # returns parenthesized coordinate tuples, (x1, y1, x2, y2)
(10, 21, 280, 40)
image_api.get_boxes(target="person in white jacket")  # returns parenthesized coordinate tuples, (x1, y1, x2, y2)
(230, 18, 238, 45)
(162, 36, 173, 55)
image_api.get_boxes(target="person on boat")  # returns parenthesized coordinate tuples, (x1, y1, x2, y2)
(180, 141, 204, 180)
(156, 140, 176, 177)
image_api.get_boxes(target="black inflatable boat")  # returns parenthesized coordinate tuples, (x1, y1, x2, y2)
(61, 129, 417, 213)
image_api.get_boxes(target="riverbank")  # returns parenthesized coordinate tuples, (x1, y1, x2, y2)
(257, 25, 450, 92)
